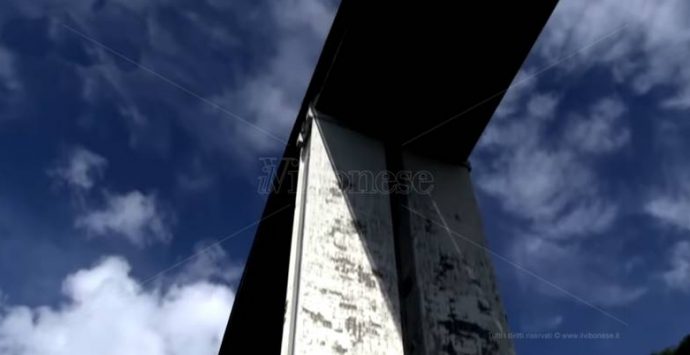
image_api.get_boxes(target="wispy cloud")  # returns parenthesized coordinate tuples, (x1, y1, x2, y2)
(477, 93, 626, 239)
(510, 236, 647, 307)
(76, 190, 172, 247)
(200, 0, 337, 156)
(52, 0, 337, 161)
(47, 146, 174, 247)
(661, 241, 690, 292)
(49, 147, 107, 191)
(537, 0, 690, 109)
(564, 97, 630, 154)
(476, 82, 640, 305)
(537, 0, 690, 298)
(644, 166, 690, 233)
(468, 3, 690, 307)
(645, 195, 690, 232)
(174, 243, 244, 285)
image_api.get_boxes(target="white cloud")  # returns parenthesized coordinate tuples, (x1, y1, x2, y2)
(200, 0, 337, 156)
(535, 198, 618, 239)
(537, 0, 690, 109)
(49, 147, 107, 191)
(662, 241, 690, 292)
(531, 0, 690, 300)
(565, 98, 630, 154)
(0, 256, 234, 355)
(477, 93, 625, 239)
(512, 236, 647, 307)
(274, 0, 335, 35)
(645, 195, 690, 232)
(48, 148, 173, 247)
(526, 93, 559, 120)
(76, 191, 171, 246)
(492, 69, 539, 121)
(16, 0, 337, 162)
(217, 0, 335, 155)
(644, 166, 690, 233)
(480, 146, 587, 222)
(477, 88, 637, 306)
(175, 243, 243, 285)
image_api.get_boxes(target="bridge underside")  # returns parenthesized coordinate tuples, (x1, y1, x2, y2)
(312, 1, 558, 163)
(220, 1, 558, 354)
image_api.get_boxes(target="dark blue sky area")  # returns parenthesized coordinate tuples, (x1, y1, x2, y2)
(0, 0, 689, 354)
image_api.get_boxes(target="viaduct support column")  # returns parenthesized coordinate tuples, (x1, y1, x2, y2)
(281, 111, 513, 355)
(397, 153, 514, 354)
(281, 113, 405, 354)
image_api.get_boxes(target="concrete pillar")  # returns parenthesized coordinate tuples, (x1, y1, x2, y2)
(281, 112, 512, 355)
(281, 114, 404, 355)
(399, 153, 514, 355)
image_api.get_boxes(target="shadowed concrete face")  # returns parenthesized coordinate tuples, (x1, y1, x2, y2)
(400, 153, 514, 354)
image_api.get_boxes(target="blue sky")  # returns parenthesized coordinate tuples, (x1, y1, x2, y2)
(0, 0, 688, 354)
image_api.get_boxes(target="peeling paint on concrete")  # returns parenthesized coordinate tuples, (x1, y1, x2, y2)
(402, 152, 514, 355)
(281, 117, 404, 354)
(281, 116, 512, 355)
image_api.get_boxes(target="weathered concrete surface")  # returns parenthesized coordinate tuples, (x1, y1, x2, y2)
(281, 117, 404, 355)
(402, 153, 514, 355)
(280, 116, 513, 355)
